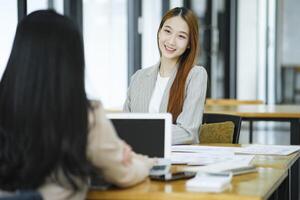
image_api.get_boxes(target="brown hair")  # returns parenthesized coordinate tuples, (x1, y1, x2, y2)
(157, 7, 199, 123)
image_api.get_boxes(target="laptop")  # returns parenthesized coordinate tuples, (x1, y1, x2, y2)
(90, 113, 172, 188)
(107, 113, 172, 158)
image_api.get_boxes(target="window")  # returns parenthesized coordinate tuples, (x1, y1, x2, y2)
(0, 0, 17, 79)
(83, 0, 128, 109)
(141, 0, 161, 68)
(27, 0, 63, 14)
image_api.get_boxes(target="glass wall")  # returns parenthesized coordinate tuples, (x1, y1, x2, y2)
(279, 0, 300, 104)
(141, 0, 161, 68)
(83, 0, 128, 109)
(190, 0, 227, 98)
(0, 0, 17, 79)
(27, 0, 63, 14)
(0, 0, 62, 80)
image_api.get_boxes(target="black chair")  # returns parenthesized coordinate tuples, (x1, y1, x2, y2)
(0, 191, 43, 200)
(202, 113, 242, 144)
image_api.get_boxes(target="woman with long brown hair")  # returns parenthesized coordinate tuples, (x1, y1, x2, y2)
(124, 7, 207, 144)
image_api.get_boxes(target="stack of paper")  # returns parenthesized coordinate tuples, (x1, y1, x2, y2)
(170, 152, 254, 166)
(186, 172, 232, 192)
(172, 145, 241, 153)
(170, 144, 300, 176)
(183, 159, 256, 176)
(235, 145, 300, 156)
(171, 145, 254, 167)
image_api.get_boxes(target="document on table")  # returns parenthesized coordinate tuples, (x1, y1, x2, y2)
(172, 144, 300, 156)
(170, 152, 233, 165)
(171, 145, 238, 165)
(170, 152, 254, 166)
(183, 155, 256, 175)
(235, 145, 300, 156)
(172, 145, 241, 153)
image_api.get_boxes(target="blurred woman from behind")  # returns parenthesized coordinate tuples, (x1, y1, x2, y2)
(0, 10, 153, 200)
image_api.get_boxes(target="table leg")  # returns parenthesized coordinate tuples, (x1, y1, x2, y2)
(290, 119, 300, 200)
(293, 69, 296, 103)
(249, 121, 253, 143)
(268, 175, 289, 200)
(281, 67, 286, 103)
(278, 175, 289, 200)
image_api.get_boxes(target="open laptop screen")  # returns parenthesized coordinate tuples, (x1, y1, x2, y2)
(107, 113, 172, 158)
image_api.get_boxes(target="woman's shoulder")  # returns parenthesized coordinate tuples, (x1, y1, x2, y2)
(188, 65, 208, 78)
(128, 64, 158, 86)
(185, 65, 208, 91)
(190, 65, 207, 74)
(133, 64, 159, 78)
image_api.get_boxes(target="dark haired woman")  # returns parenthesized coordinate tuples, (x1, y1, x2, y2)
(0, 10, 154, 200)
(124, 7, 207, 144)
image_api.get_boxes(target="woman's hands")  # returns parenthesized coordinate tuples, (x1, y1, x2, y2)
(122, 141, 133, 166)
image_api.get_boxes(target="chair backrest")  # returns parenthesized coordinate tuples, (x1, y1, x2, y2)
(206, 98, 263, 106)
(202, 113, 242, 144)
(0, 191, 43, 200)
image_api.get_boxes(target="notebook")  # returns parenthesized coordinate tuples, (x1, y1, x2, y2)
(107, 113, 172, 158)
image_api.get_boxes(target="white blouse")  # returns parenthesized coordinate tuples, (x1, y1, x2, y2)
(148, 73, 170, 113)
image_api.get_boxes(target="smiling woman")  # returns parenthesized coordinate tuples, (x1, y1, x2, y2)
(123, 7, 208, 145)
(158, 16, 190, 65)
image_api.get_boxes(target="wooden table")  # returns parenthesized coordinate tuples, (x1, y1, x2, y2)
(87, 146, 300, 200)
(204, 104, 300, 144)
(205, 104, 300, 199)
(88, 168, 286, 200)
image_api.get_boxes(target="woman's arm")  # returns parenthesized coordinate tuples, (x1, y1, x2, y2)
(87, 102, 154, 187)
(172, 66, 208, 144)
(123, 89, 131, 112)
(123, 71, 140, 112)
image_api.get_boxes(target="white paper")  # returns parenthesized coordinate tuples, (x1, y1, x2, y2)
(172, 145, 241, 153)
(171, 152, 234, 165)
(183, 156, 255, 174)
(171, 152, 254, 166)
(235, 145, 300, 156)
(186, 172, 232, 193)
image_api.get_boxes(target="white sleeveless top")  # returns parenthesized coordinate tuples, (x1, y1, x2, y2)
(148, 73, 170, 113)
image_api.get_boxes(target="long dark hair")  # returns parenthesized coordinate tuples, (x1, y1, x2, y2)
(157, 7, 199, 122)
(0, 10, 91, 191)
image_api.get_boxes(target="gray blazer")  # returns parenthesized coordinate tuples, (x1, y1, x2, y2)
(123, 62, 207, 144)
